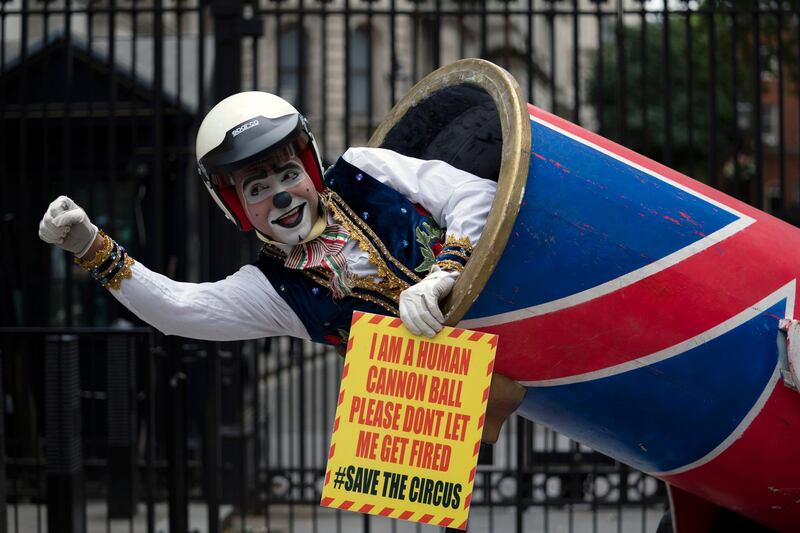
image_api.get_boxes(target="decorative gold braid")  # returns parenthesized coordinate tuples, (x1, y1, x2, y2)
(442, 234, 474, 254)
(260, 242, 288, 261)
(352, 276, 403, 303)
(436, 259, 466, 273)
(104, 256, 135, 290)
(292, 261, 399, 315)
(350, 292, 399, 316)
(323, 190, 422, 286)
(75, 231, 112, 269)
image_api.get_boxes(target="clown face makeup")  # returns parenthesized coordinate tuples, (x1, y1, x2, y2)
(232, 155, 321, 244)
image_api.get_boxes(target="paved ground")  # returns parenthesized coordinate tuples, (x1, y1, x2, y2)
(7, 501, 667, 533)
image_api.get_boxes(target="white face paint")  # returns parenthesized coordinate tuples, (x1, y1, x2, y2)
(233, 156, 320, 244)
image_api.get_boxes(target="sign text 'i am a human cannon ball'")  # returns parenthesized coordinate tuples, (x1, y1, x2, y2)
(320, 311, 498, 530)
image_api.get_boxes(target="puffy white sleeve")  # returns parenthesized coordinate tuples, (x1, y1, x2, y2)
(108, 261, 310, 341)
(341, 146, 496, 246)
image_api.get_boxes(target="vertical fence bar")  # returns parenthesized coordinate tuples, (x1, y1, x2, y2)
(252, 342, 261, 527)
(731, 13, 741, 198)
(166, 343, 188, 533)
(344, 0, 351, 149)
(251, 23, 258, 92)
(206, 346, 221, 533)
(298, 0, 306, 109)
(515, 419, 525, 533)
(547, 0, 556, 112)
(480, 0, 487, 59)
(239, 345, 247, 531)
(45, 335, 85, 533)
(63, 0, 75, 326)
(527, 0, 533, 103)
(263, 339, 272, 532)
(594, 0, 603, 132)
(0, 349, 6, 533)
(708, 1, 718, 191)
(86, 3, 99, 329)
(153, 0, 165, 271)
(129, 0, 140, 256)
(197, 0, 209, 285)
(662, 0, 672, 166)
(753, 8, 763, 209)
(777, 13, 786, 209)
(389, 0, 396, 106)
(614, 0, 626, 144)
(320, 0, 329, 151)
(571, 0, 579, 124)
(107, 0, 118, 241)
(106, 334, 137, 518)
(366, 2, 374, 136)
(146, 343, 158, 533)
(639, 0, 648, 153)
(686, 9, 694, 176)
(310, 345, 319, 533)
(17, 0, 29, 329)
(433, 0, 441, 70)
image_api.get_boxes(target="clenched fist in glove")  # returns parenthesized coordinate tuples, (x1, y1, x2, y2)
(399, 267, 459, 337)
(38, 196, 99, 258)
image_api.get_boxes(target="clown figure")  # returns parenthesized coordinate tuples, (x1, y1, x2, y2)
(38, 91, 523, 442)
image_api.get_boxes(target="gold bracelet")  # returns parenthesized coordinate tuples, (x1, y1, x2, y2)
(435, 259, 466, 273)
(104, 256, 135, 290)
(75, 231, 112, 270)
(95, 247, 124, 279)
(437, 248, 470, 261)
(442, 234, 474, 254)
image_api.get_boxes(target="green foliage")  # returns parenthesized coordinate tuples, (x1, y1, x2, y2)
(586, 4, 798, 186)
(414, 220, 444, 273)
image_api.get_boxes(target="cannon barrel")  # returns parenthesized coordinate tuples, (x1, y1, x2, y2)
(369, 59, 800, 532)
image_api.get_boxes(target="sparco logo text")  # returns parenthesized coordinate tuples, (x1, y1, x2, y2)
(232, 120, 259, 137)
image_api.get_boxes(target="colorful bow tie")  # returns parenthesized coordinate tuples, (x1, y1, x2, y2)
(284, 223, 353, 298)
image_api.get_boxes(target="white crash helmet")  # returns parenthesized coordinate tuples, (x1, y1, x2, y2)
(195, 91, 324, 231)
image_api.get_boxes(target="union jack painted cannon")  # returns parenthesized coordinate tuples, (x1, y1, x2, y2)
(370, 59, 800, 532)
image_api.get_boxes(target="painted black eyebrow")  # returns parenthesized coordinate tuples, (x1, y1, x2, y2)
(241, 162, 300, 188)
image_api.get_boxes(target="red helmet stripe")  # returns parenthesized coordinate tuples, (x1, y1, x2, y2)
(299, 144, 324, 192)
(218, 185, 253, 231)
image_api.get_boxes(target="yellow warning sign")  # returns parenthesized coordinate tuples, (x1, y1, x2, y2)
(320, 311, 498, 530)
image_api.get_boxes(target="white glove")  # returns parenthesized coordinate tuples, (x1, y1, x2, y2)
(38, 196, 99, 257)
(399, 268, 459, 337)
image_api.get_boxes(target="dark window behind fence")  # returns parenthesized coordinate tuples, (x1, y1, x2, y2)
(2, 0, 798, 532)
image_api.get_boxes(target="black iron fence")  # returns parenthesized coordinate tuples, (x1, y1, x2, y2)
(3, 0, 799, 532)
(0, 329, 667, 533)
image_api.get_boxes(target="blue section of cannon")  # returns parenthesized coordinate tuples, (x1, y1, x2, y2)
(515, 299, 782, 473)
(464, 118, 740, 320)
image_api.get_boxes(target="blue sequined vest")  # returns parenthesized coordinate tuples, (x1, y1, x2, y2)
(252, 156, 444, 346)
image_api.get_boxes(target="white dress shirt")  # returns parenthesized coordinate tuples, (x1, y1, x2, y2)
(110, 147, 497, 341)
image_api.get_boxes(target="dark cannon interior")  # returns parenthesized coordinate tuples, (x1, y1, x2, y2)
(378, 84, 504, 183)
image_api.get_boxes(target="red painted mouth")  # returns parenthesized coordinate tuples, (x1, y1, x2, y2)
(272, 203, 306, 228)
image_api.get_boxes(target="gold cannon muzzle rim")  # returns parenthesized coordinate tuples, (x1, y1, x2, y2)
(369, 58, 532, 324)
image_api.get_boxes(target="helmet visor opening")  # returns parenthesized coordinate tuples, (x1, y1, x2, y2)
(207, 134, 310, 189)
